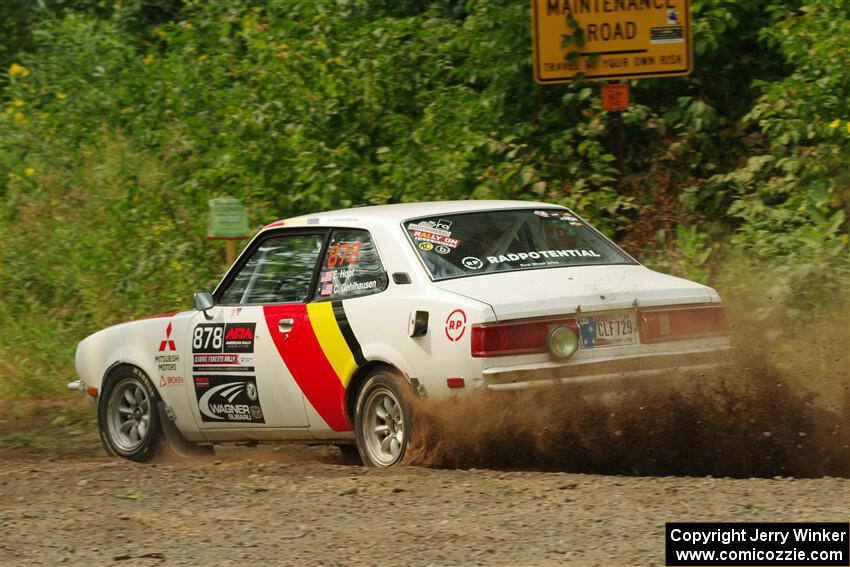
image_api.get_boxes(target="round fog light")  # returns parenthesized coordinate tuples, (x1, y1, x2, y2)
(548, 326, 578, 359)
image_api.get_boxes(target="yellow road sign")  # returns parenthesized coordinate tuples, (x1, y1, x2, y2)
(532, 0, 692, 84)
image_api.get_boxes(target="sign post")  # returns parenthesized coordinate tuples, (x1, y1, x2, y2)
(207, 197, 250, 266)
(531, 0, 693, 175)
(601, 83, 630, 172)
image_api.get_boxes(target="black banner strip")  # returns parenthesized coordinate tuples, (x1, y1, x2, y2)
(332, 300, 366, 367)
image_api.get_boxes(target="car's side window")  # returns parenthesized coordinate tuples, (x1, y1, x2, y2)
(315, 229, 388, 301)
(218, 233, 324, 305)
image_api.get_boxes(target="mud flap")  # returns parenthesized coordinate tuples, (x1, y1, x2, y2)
(156, 401, 214, 457)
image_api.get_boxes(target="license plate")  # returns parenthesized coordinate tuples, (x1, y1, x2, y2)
(577, 310, 637, 348)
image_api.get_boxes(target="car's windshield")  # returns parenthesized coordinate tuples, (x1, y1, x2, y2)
(404, 208, 636, 281)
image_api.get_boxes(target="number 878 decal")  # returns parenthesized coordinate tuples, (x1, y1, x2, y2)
(326, 242, 361, 268)
(193, 323, 256, 354)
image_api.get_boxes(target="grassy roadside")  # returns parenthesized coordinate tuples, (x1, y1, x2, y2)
(0, 396, 101, 456)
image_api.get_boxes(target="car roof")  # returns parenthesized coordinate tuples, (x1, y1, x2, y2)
(262, 200, 564, 230)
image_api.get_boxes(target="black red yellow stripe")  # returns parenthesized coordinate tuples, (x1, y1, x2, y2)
(331, 300, 366, 367)
(263, 301, 363, 431)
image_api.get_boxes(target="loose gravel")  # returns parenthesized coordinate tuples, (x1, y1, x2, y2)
(2, 448, 848, 566)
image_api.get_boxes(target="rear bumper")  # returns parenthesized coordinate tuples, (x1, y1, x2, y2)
(480, 345, 733, 391)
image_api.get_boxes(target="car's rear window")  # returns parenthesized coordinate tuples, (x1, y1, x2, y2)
(404, 208, 635, 281)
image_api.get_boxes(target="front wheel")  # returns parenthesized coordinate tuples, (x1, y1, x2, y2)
(354, 369, 412, 467)
(97, 366, 165, 462)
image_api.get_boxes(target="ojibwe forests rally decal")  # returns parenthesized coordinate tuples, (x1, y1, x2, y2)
(193, 375, 265, 423)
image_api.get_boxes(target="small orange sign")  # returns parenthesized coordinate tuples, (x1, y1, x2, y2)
(602, 83, 630, 111)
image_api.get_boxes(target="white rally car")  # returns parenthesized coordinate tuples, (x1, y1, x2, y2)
(72, 201, 730, 466)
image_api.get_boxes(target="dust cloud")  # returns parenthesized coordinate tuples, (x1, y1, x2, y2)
(405, 316, 849, 478)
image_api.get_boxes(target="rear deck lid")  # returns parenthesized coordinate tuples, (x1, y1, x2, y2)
(435, 264, 715, 320)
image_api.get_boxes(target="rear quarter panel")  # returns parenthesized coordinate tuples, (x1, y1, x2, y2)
(342, 222, 496, 401)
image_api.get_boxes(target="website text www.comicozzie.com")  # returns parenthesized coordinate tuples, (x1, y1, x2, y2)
(673, 548, 844, 564)
(665, 523, 849, 567)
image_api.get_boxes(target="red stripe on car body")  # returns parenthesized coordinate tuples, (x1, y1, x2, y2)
(263, 305, 352, 432)
(131, 312, 177, 322)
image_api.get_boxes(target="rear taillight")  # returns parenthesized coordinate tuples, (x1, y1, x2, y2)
(639, 305, 728, 343)
(471, 317, 579, 358)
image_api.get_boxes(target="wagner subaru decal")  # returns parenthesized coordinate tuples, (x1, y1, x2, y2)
(193, 375, 265, 423)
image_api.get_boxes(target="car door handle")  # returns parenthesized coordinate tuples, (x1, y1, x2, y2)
(278, 318, 295, 333)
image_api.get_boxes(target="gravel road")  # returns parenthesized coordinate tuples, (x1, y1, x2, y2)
(2, 447, 848, 567)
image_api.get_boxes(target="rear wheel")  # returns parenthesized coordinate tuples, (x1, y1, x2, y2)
(354, 369, 412, 467)
(98, 367, 164, 462)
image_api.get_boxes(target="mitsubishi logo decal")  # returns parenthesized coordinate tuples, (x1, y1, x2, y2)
(159, 322, 176, 352)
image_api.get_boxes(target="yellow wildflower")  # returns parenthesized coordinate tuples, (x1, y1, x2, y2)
(143, 54, 155, 65)
(14, 112, 26, 124)
(829, 118, 840, 128)
(4, 107, 13, 114)
(180, 21, 193, 30)
(197, 54, 208, 62)
(154, 27, 167, 38)
(9, 63, 30, 77)
(39, 112, 49, 120)
(13, 99, 24, 107)
(334, 56, 343, 65)
(24, 168, 34, 177)
(846, 122, 850, 134)
(56, 92, 67, 100)
(121, 107, 134, 113)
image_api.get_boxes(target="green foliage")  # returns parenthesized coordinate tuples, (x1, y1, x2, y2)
(0, 0, 847, 397)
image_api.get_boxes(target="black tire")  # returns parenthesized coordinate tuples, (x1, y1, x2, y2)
(97, 366, 165, 462)
(354, 368, 412, 467)
(335, 443, 362, 464)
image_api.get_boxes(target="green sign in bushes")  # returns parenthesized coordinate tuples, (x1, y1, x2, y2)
(207, 197, 249, 239)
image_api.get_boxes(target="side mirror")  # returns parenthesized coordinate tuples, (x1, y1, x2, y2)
(193, 292, 214, 319)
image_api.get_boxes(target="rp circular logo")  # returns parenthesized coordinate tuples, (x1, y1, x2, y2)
(444, 309, 467, 342)
(461, 257, 483, 270)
